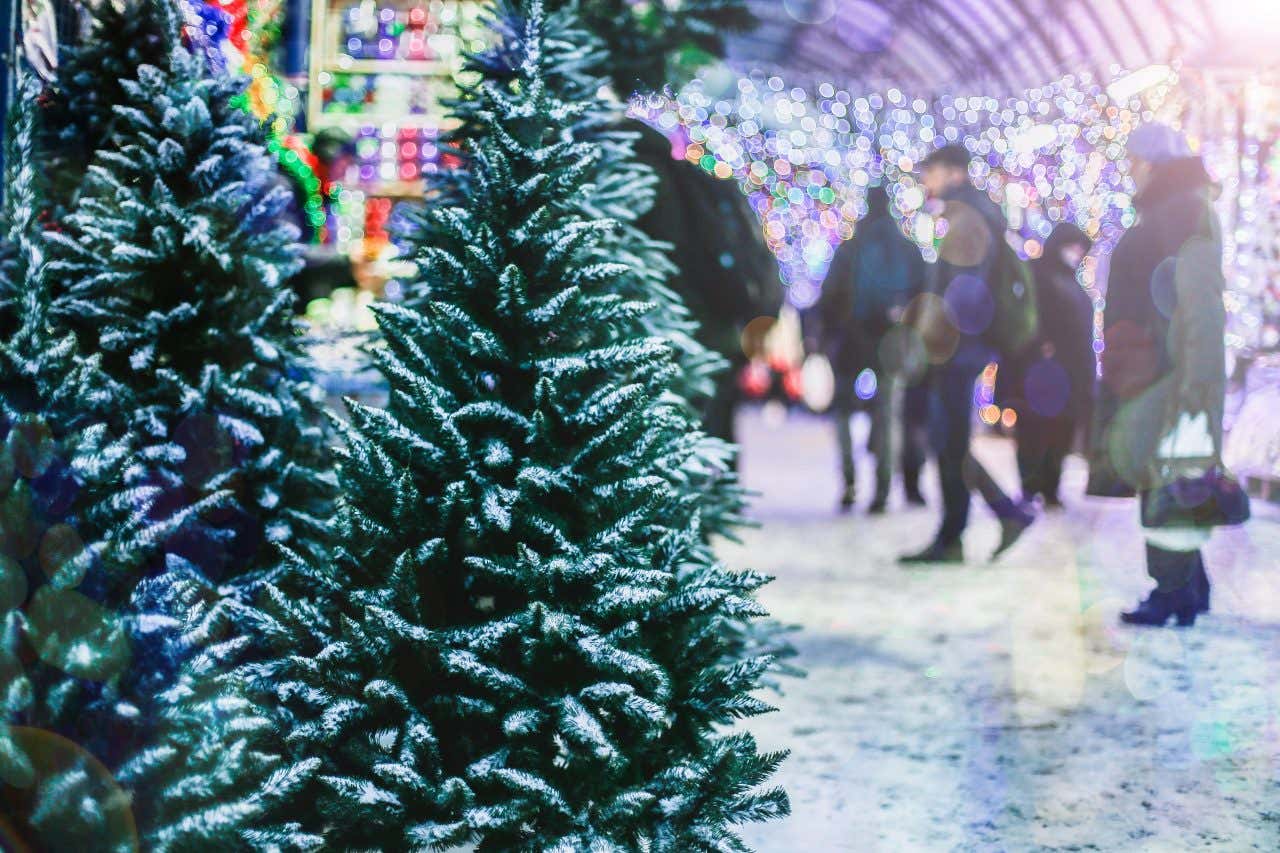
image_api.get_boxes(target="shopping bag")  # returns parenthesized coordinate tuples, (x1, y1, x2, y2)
(1140, 411, 1250, 529)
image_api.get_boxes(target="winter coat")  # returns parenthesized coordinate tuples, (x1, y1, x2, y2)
(1000, 225, 1095, 424)
(632, 122, 783, 364)
(1087, 157, 1226, 497)
(916, 182, 1007, 373)
(816, 206, 926, 378)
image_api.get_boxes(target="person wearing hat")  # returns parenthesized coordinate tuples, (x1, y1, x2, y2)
(1089, 123, 1226, 626)
(899, 144, 1037, 564)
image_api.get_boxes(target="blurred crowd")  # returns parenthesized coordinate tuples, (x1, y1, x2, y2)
(660, 122, 1243, 630)
(810, 125, 1241, 628)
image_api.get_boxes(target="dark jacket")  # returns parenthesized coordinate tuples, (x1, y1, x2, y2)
(1088, 157, 1225, 496)
(1001, 224, 1095, 423)
(816, 201, 926, 377)
(633, 122, 783, 363)
(920, 182, 1007, 372)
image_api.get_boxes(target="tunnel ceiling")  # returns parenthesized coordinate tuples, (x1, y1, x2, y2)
(730, 0, 1238, 93)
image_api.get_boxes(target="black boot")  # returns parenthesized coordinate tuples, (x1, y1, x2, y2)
(903, 486, 926, 506)
(839, 482, 856, 512)
(991, 503, 1036, 561)
(1120, 585, 1199, 627)
(1147, 544, 1209, 615)
(868, 481, 890, 515)
(1192, 556, 1210, 614)
(899, 540, 964, 565)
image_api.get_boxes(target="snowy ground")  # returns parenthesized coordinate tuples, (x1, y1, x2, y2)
(726, 405, 1280, 852)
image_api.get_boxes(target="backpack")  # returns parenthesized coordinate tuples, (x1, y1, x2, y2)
(987, 238, 1038, 357)
(853, 230, 913, 332)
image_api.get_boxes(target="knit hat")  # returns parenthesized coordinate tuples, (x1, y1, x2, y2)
(1126, 123, 1193, 164)
(919, 144, 972, 171)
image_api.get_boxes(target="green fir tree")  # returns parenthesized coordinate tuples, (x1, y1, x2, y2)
(45, 2, 334, 593)
(249, 2, 787, 847)
(445, 0, 726, 414)
(37, 0, 179, 214)
(543, 0, 755, 95)
(0, 73, 197, 851)
(2, 2, 330, 844)
(492, 0, 797, 681)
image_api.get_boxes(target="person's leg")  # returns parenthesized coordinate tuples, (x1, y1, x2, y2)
(932, 367, 974, 546)
(1042, 416, 1071, 505)
(833, 386, 856, 508)
(1016, 413, 1047, 501)
(1122, 541, 1206, 626)
(900, 382, 928, 504)
(964, 451, 1013, 516)
(900, 375, 967, 563)
(1191, 548, 1211, 613)
(1146, 542, 1197, 592)
(960, 395, 1038, 559)
(868, 372, 896, 511)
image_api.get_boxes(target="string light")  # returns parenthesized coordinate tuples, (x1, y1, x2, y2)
(631, 68, 1179, 315)
(183, 0, 326, 235)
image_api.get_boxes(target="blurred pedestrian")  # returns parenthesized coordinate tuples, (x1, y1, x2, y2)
(816, 185, 927, 512)
(1001, 224, 1095, 507)
(1088, 123, 1236, 627)
(634, 124, 783, 446)
(900, 144, 1038, 564)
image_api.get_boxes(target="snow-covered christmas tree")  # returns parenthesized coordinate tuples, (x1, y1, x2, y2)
(0, 72, 249, 851)
(46, 0, 334, 593)
(524, 0, 797, 680)
(36, 0, 178, 215)
(247, 1, 787, 847)
(2, 0, 331, 844)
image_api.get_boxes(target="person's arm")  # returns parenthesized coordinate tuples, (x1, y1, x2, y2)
(815, 238, 856, 350)
(1169, 209, 1227, 418)
(937, 200, 996, 284)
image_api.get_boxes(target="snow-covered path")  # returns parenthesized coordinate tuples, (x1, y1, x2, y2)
(726, 406, 1280, 852)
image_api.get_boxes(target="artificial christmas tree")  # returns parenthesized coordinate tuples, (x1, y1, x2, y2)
(46, 0, 334, 593)
(36, 0, 178, 215)
(445, 0, 725, 411)
(1, 76, 145, 850)
(543, 0, 756, 95)
(249, 1, 787, 847)
(0, 74, 212, 851)
(422, 0, 737, 533)
(540, 0, 782, 449)
(510, 0, 795, 677)
(2, 1, 330, 843)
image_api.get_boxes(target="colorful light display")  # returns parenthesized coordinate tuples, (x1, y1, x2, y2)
(182, 0, 326, 232)
(1183, 71, 1280, 355)
(631, 67, 1180, 314)
(633, 64, 1280, 357)
(307, 0, 484, 259)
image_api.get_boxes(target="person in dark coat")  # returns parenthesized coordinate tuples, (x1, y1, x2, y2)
(816, 185, 928, 511)
(1002, 224, 1095, 506)
(900, 145, 1036, 564)
(633, 123, 783, 445)
(1088, 123, 1226, 627)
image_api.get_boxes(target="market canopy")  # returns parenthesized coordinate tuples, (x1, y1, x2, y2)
(730, 0, 1280, 93)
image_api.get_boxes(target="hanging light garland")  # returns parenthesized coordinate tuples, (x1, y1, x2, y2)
(631, 67, 1180, 314)
(1182, 71, 1280, 354)
(633, 64, 1280, 358)
(183, 0, 327, 236)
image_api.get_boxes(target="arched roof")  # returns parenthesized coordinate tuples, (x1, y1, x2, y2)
(728, 0, 1257, 93)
